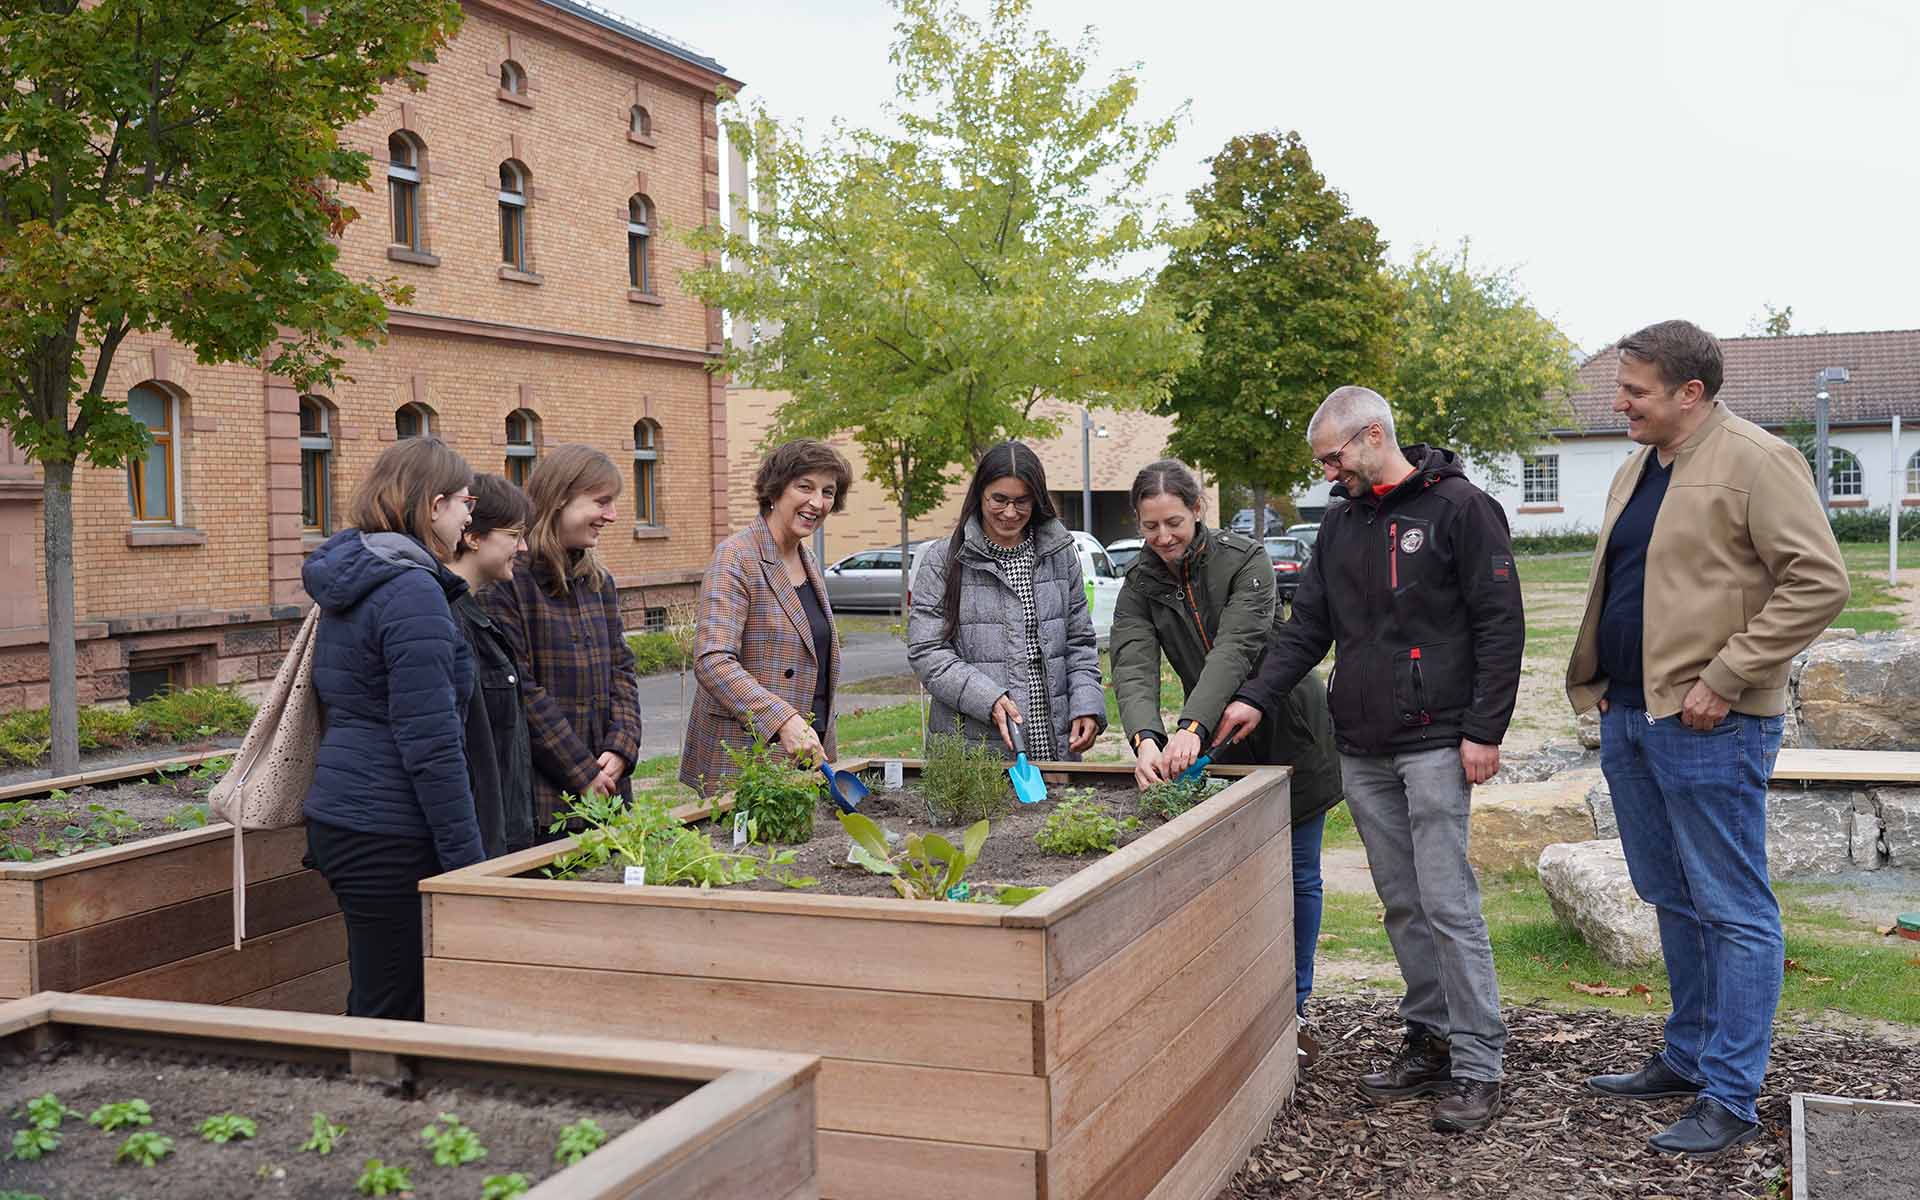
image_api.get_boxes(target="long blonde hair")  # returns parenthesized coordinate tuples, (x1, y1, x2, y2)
(524, 444, 623, 596)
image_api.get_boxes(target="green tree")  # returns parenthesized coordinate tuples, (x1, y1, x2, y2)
(1386, 242, 1579, 483)
(1747, 302, 1794, 337)
(0, 0, 461, 773)
(684, 0, 1195, 606)
(1154, 130, 1397, 537)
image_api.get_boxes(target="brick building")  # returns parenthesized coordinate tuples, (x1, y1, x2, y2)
(0, 0, 740, 712)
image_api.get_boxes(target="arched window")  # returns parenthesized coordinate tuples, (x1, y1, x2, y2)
(499, 59, 526, 94)
(387, 132, 423, 250)
(629, 105, 652, 138)
(126, 384, 179, 524)
(299, 395, 334, 534)
(1830, 448, 1864, 498)
(1906, 449, 1920, 497)
(505, 408, 539, 486)
(633, 419, 661, 525)
(499, 160, 528, 269)
(396, 402, 433, 439)
(627, 195, 652, 291)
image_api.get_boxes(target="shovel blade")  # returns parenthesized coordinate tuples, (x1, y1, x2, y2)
(1009, 754, 1047, 805)
(1177, 754, 1213, 785)
(820, 762, 871, 814)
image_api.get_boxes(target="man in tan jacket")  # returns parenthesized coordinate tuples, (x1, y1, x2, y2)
(1566, 320, 1848, 1157)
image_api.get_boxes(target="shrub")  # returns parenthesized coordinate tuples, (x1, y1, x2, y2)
(1034, 792, 1137, 856)
(1508, 525, 1598, 555)
(1828, 506, 1920, 543)
(724, 729, 821, 844)
(919, 731, 1012, 824)
(136, 686, 255, 741)
(624, 630, 684, 677)
(0, 687, 256, 768)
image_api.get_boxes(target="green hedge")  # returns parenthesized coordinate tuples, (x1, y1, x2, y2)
(625, 630, 692, 677)
(0, 686, 257, 768)
(1829, 507, 1920, 543)
(1510, 526, 1599, 555)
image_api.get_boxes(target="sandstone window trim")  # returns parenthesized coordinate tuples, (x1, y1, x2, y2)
(396, 400, 435, 440)
(628, 104, 655, 147)
(499, 59, 531, 107)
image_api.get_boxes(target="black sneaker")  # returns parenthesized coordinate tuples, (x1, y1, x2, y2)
(1357, 1030, 1452, 1102)
(1587, 1053, 1704, 1100)
(1432, 1079, 1503, 1132)
(1647, 1097, 1761, 1158)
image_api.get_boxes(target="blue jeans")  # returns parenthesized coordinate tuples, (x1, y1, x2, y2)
(1293, 810, 1326, 1016)
(1601, 705, 1784, 1125)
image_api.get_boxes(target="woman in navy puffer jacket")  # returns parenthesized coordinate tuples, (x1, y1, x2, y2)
(303, 437, 485, 1021)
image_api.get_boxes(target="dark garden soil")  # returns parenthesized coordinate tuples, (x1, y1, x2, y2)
(1801, 1102, 1920, 1200)
(576, 777, 1165, 897)
(0, 1042, 663, 1199)
(1220, 993, 1920, 1200)
(0, 771, 223, 863)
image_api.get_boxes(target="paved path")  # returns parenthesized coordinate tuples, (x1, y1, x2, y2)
(632, 628, 912, 760)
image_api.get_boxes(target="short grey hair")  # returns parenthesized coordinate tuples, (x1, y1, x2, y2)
(1307, 385, 1397, 447)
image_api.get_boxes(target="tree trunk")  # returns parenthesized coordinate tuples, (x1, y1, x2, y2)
(1251, 482, 1269, 539)
(42, 458, 80, 776)
(897, 445, 912, 616)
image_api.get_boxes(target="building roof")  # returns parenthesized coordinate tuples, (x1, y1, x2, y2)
(1564, 328, 1920, 434)
(534, 0, 730, 78)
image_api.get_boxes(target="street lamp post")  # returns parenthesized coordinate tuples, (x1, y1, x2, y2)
(1813, 366, 1849, 511)
(1080, 408, 1107, 535)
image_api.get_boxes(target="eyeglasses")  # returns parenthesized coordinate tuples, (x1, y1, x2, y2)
(985, 493, 1034, 513)
(1315, 424, 1376, 469)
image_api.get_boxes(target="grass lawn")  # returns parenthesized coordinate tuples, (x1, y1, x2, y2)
(1313, 869, 1920, 1027)
(1832, 541, 1920, 631)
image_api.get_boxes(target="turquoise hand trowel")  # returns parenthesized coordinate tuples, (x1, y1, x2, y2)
(1178, 754, 1213, 784)
(1007, 721, 1047, 804)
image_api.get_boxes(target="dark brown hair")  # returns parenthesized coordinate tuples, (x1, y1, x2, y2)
(348, 436, 473, 560)
(755, 439, 853, 516)
(1129, 458, 1205, 513)
(454, 473, 533, 559)
(525, 444, 622, 596)
(941, 441, 1057, 644)
(1617, 320, 1724, 400)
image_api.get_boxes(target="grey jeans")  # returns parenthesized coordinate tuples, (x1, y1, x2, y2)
(1342, 745, 1507, 1081)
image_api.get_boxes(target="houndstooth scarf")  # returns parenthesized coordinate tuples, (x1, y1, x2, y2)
(982, 531, 1056, 760)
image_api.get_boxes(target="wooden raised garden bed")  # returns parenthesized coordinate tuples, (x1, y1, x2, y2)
(0, 823, 345, 1012)
(0, 990, 818, 1199)
(421, 760, 1296, 1200)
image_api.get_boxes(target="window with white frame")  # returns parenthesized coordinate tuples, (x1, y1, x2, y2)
(1829, 448, 1863, 498)
(633, 419, 661, 524)
(499, 160, 529, 269)
(499, 60, 526, 95)
(396, 402, 433, 439)
(627, 195, 652, 291)
(1907, 450, 1920, 497)
(387, 132, 423, 249)
(126, 384, 180, 524)
(1521, 454, 1559, 505)
(505, 408, 539, 486)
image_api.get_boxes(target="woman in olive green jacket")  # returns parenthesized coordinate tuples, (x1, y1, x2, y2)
(1111, 459, 1342, 1042)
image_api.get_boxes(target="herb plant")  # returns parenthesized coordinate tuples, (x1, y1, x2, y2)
(356, 1159, 413, 1196)
(14, 1093, 79, 1131)
(724, 728, 823, 843)
(482, 1173, 533, 1199)
(89, 1099, 153, 1132)
(554, 1117, 607, 1165)
(919, 731, 1012, 823)
(115, 1131, 174, 1166)
(0, 1189, 48, 1200)
(198, 1113, 257, 1143)
(163, 802, 210, 829)
(6, 1127, 59, 1161)
(545, 792, 768, 887)
(420, 1112, 487, 1166)
(302, 1112, 347, 1154)
(1137, 775, 1227, 821)
(841, 811, 991, 901)
(1035, 793, 1137, 855)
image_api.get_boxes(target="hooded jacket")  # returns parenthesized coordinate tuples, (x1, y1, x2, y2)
(1111, 522, 1343, 824)
(907, 516, 1107, 759)
(302, 530, 485, 871)
(1238, 445, 1525, 756)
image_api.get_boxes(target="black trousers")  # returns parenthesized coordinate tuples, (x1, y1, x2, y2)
(306, 820, 442, 1021)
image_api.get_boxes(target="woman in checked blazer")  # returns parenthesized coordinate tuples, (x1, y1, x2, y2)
(680, 439, 855, 796)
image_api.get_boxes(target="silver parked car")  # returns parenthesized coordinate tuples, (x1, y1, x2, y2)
(823, 542, 928, 612)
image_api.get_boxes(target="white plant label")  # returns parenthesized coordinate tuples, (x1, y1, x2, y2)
(732, 809, 748, 849)
(622, 865, 646, 887)
(883, 760, 904, 791)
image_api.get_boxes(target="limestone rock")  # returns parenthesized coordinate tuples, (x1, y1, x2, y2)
(1576, 709, 1602, 750)
(1874, 788, 1920, 868)
(1587, 775, 1617, 839)
(1792, 633, 1920, 751)
(1469, 767, 1602, 873)
(1537, 840, 1662, 967)
(1764, 788, 1866, 877)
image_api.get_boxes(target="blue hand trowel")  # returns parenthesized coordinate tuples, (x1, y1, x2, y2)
(1178, 754, 1213, 784)
(819, 761, 872, 814)
(1007, 721, 1048, 805)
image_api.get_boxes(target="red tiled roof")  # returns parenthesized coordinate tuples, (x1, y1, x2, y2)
(1563, 328, 1920, 434)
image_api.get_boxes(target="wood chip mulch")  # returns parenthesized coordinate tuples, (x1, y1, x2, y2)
(1221, 993, 1920, 1200)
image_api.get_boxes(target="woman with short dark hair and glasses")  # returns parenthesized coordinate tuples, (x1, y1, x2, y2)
(907, 442, 1105, 759)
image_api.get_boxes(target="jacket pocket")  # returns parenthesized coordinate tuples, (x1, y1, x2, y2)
(1393, 640, 1471, 727)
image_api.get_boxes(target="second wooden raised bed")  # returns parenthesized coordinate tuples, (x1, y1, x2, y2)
(0, 823, 345, 1011)
(422, 761, 1297, 1200)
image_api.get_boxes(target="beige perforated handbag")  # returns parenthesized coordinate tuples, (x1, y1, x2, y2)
(208, 606, 323, 948)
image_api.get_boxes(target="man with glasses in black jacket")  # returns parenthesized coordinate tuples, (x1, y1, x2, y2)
(1216, 385, 1525, 1133)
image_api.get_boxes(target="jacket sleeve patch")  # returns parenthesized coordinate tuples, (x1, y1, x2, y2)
(1491, 555, 1514, 582)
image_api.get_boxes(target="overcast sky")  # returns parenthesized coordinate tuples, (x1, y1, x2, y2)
(627, 0, 1919, 354)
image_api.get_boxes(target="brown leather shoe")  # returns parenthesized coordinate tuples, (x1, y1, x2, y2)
(1357, 1030, 1452, 1102)
(1432, 1079, 1503, 1132)
(1297, 1021, 1323, 1069)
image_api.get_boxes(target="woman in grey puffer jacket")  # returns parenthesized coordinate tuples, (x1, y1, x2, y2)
(908, 442, 1106, 760)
